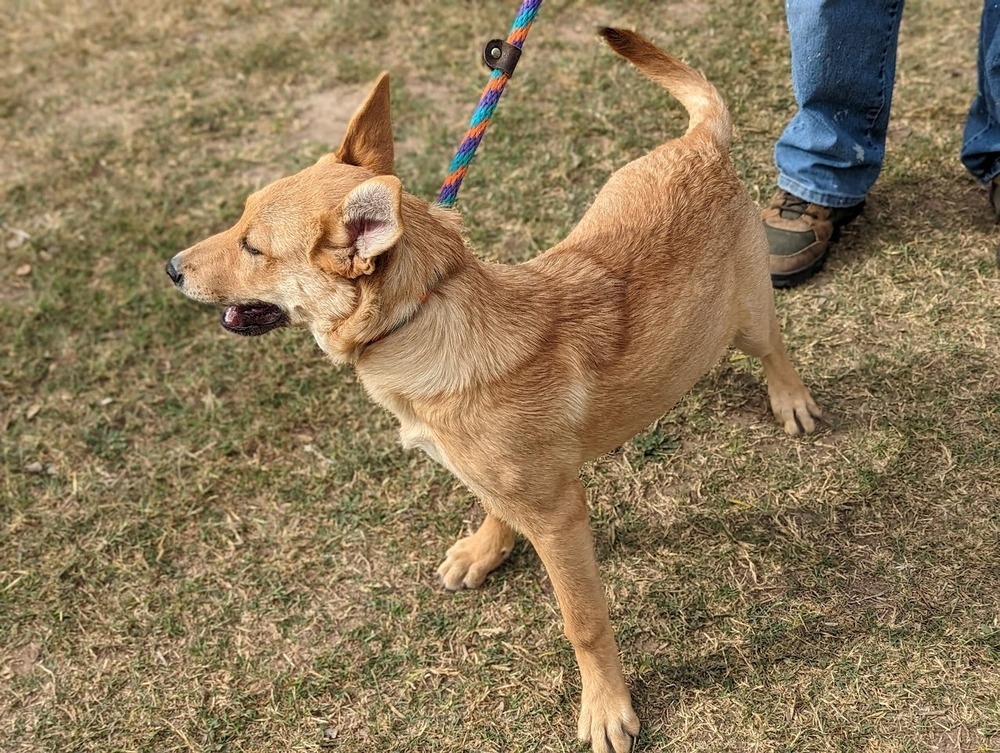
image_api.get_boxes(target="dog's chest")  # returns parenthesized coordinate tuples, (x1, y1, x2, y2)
(398, 418, 446, 465)
(395, 411, 492, 501)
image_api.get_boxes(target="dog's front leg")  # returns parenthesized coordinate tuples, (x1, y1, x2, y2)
(518, 479, 639, 753)
(437, 514, 516, 590)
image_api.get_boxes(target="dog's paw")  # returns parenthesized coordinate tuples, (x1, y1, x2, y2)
(769, 386, 823, 436)
(578, 694, 640, 753)
(436, 532, 513, 590)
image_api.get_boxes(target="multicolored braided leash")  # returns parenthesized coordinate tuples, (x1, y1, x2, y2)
(436, 0, 543, 207)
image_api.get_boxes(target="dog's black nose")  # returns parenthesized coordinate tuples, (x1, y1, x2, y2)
(165, 258, 183, 286)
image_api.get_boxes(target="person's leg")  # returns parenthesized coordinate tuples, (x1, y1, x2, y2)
(776, 0, 906, 207)
(766, 0, 906, 287)
(962, 2, 1000, 196)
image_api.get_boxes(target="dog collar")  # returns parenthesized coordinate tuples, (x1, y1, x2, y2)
(356, 272, 443, 359)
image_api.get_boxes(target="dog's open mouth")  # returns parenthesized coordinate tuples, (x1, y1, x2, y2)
(220, 302, 288, 336)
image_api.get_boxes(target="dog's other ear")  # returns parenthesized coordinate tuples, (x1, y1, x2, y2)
(314, 175, 404, 278)
(335, 73, 395, 175)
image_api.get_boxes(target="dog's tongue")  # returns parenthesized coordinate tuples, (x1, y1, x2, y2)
(223, 305, 251, 328)
(220, 302, 286, 335)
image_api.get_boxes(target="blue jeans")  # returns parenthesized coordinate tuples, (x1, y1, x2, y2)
(775, 0, 1000, 208)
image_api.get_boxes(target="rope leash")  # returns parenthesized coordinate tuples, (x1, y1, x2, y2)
(436, 0, 543, 207)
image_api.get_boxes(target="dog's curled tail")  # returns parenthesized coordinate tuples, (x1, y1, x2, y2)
(599, 27, 732, 150)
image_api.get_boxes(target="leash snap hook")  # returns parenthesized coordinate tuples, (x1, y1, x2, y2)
(483, 39, 521, 76)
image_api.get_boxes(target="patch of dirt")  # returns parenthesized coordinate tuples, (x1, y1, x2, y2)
(292, 77, 467, 162)
(3, 642, 41, 679)
(0, 154, 26, 185)
(397, 77, 468, 157)
(294, 84, 371, 150)
(250, 82, 374, 189)
(0, 281, 33, 308)
(549, 6, 619, 46)
(61, 100, 141, 138)
(0, 226, 36, 308)
(551, 2, 710, 47)
(661, 0, 712, 26)
(403, 78, 467, 124)
(928, 727, 995, 753)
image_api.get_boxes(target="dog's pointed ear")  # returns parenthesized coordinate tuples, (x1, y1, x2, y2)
(335, 72, 395, 175)
(314, 175, 403, 278)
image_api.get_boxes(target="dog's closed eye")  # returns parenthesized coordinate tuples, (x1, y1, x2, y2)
(241, 237, 262, 256)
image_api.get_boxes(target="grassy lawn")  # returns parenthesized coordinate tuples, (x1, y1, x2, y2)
(2, 0, 998, 751)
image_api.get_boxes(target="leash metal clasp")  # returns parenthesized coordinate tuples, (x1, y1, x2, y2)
(483, 39, 521, 76)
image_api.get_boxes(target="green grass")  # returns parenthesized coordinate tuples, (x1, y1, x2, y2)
(2, 0, 998, 751)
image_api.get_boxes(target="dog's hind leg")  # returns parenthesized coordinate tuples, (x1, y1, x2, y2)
(733, 298, 822, 436)
(437, 514, 516, 590)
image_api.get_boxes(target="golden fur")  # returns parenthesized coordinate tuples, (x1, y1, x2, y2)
(168, 28, 821, 753)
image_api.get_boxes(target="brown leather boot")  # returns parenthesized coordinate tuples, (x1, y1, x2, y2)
(988, 176, 1000, 223)
(990, 178, 1000, 266)
(763, 189, 865, 288)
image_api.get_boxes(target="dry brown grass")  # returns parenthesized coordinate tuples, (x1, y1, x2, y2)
(2, 1, 998, 751)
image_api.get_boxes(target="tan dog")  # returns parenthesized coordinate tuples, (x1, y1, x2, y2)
(167, 28, 820, 753)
